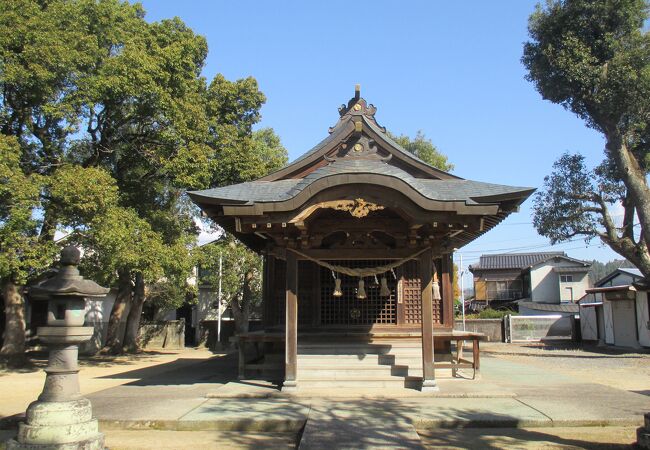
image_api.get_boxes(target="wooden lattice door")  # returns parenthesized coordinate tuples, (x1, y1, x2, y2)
(320, 260, 397, 326)
(397, 260, 443, 326)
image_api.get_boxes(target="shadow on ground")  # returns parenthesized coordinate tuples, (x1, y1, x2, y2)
(94, 352, 238, 386)
(418, 425, 636, 450)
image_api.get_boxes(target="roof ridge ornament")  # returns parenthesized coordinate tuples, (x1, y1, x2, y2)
(329, 84, 386, 134)
(324, 135, 392, 163)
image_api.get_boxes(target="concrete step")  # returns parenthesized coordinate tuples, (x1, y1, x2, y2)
(299, 365, 423, 378)
(298, 347, 423, 356)
(298, 352, 424, 364)
(297, 356, 422, 365)
(298, 342, 422, 349)
(297, 377, 422, 389)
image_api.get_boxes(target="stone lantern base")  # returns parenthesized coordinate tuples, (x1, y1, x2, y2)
(638, 413, 650, 449)
(6, 398, 103, 449)
(4, 247, 108, 450)
(6, 326, 104, 450)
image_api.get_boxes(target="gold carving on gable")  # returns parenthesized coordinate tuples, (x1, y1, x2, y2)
(333, 198, 384, 218)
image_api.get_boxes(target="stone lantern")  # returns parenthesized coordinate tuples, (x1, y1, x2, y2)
(7, 246, 109, 450)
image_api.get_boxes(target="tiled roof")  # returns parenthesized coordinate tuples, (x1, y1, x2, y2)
(190, 158, 534, 205)
(594, 267, 643, 287)
(470, 252, 566, 271)
(518, 300, 579, 313)
(618, 268, 642, 278)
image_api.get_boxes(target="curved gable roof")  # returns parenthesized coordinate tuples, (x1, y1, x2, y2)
(189, 158, 534, 209)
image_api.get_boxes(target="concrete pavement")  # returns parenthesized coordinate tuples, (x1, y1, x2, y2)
(1, 346, 649, 449)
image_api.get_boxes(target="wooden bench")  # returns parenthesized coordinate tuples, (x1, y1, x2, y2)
(433, 331, 486, 379)
(237, 331, 284, 379)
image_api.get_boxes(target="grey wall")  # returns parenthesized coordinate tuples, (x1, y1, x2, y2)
(454, 319, 504, 342)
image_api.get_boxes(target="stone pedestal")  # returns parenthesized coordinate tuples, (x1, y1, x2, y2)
(638, 412, 650, 449)
(7, 327, 104, 450)
(5, 246, 109, 450)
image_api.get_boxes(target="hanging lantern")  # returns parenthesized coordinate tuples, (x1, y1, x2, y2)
(332, 271, 343, 297)
(333, 277, 343, 297)
(432, 272, 442, 300)
(379, 276, 390, 297)
(357, 278, 366, 300)
(432, 281, 441, 300)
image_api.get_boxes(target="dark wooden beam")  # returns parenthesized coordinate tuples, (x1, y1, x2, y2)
(420, 248, 438, 392)
(282, 247, 445, 261)
(441, 253, 454, 329)
(282, 251, 298, 392)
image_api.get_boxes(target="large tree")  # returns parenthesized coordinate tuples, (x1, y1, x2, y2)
(0, 136, 55, 356)
(523, 0, 650, 277)
(0, 0, 280, 354)
(196, 127, 288, 334)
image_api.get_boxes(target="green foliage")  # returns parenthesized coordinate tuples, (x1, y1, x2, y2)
(523, 0, 650, 276)
(79, 207, 162, 283)
(0, 135, 55, 284)
(533, 153, 598, 242)
(388, 131, 453, 172)
(251, 128, 289, 176)
(205, 76, 288, 186)
(47, 165, 119, 229)
(195, 234, 263, 309)
(467, 308, 518, 319)
(588, 258, 635, 282)
(523, 0, 650, 137)
(0, 0, 290, 335)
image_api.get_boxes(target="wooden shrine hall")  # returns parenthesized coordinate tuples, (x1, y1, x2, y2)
(189, 87, 534, 392)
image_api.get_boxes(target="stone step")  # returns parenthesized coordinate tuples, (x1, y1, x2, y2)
(297, 378, 422, 389)
(299, 366, 423, 378)
(298, 367, 423, 380)
(297, 356, 422, 366)
(298, 341, 422, 349)
(298, 347, 423, 356)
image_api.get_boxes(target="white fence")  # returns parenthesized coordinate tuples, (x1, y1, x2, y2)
(505, 314, 574, 343)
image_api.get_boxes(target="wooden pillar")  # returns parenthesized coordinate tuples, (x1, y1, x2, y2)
(420, 247, 438, 391)
(262, 254, 271, 328)
(441, 253, 454, 329)
(282, 251, 298, 392)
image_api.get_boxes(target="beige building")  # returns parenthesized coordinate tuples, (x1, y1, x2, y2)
(469, 252, 592, 311)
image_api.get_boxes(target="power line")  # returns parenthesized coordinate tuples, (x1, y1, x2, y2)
(459, 237, 587, 255)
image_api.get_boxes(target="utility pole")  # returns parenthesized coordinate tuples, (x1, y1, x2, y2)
(217, 252, 223, 346)
(460, 253, 466, 331)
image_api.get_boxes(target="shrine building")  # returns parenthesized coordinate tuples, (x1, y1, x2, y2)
(189, 87, 534, 392)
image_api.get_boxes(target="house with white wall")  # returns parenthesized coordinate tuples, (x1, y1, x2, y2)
(580, 268, 649, 348)
(470, 252, 591, 314)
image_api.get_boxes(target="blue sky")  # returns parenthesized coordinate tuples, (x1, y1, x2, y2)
(138, 1, 622, 281)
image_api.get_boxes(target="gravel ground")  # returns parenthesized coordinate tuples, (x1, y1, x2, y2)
(482, 342, 650, 394)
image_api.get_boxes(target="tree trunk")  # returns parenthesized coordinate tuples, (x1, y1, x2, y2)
(103, 269, 132, 354)
(38, 206, 57, 243)
(123, 273, 145, 353)
(1, 280, 26, 356)
(608, 134, 650, 255)
(231, 271, 253, 335)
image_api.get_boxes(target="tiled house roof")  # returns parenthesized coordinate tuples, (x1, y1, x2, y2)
(470, 252, 566, 271)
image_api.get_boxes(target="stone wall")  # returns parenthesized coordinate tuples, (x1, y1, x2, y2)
(80, 319, 184, 354)
(454, 319, 504, 342)
(200, 319, 264, 350)
(138, 320, 185, 350)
